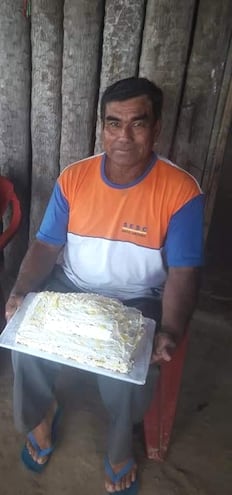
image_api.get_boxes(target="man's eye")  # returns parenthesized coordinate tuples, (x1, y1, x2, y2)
(108, 121, 119, 127)
(133, 121, 145, 127)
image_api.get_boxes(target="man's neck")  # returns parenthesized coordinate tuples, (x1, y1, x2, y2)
(104, 153, 154, 185)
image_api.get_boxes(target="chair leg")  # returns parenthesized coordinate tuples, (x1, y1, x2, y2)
(0, 283, 6, 333)
(144, 371, 163, 461)
(144, 333, 189, 461)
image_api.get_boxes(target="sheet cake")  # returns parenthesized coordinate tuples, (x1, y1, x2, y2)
(15, 291, 146, 373)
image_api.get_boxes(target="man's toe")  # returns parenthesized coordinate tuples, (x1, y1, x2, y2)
(26, 440, 48, 465)
(126, 473, 132, 488)
(26, 440, 37, 460)
(105, 479, 115, 493)
(115, 484, 123, 492)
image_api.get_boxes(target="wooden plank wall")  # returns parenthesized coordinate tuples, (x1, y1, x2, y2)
(171, 0, 232, 183)
(202, 36, 232, 236)
(60, 0, 104, 169)
(30, 0, 64, 239)
(0, 0, 31, 272)
(139, 0, 196, 157)
(0, 0, 231, 273)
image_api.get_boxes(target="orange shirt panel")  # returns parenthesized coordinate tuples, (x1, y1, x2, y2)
(58, 155, 201, 250)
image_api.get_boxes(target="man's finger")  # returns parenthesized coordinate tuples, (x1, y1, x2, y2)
(5, 302, 20, 322)
(5, 309, 15, 322)
(151, 343, 175, 363)
(160, 348, 172, 361)
(152, 348, 172, 363)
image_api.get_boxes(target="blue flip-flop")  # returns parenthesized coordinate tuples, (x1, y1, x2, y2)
(104, 457, 139, 494)
(21, 406, 62, 473)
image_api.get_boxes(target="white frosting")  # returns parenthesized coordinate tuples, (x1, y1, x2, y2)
(16, 291, 145, 373)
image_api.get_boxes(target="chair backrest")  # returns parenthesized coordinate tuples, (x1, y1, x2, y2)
(0, 176, 21, 251)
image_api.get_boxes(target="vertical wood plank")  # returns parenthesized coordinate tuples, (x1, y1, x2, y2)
(0, 0, 31, 273)
(30, 0, 64, 239)
(60, 0, 104, 169)
(139, 0, 196, 156)
(204, 79, 232, 238)
(171, 0, 232, 182)
(94, 0, 146, 152)
(201, 37, 232, 194)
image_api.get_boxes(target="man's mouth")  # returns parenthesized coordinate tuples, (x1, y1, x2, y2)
(114, 147, 134, 153)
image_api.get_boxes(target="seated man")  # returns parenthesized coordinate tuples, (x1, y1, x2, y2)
(6, 77, 204, 494)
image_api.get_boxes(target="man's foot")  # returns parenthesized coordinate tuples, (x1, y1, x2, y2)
(25, 400, 58, 465)
(105, 458, 137, 493)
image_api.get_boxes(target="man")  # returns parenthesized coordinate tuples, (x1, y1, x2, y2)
(6, 77, 204, 494)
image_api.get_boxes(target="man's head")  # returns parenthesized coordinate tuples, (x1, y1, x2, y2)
(101, 77, 163, 124)
(101, 77, 163, 170)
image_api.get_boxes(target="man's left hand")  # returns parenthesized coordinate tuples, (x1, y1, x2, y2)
(150, 332, 176, 364)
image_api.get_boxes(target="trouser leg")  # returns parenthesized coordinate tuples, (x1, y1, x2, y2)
(98, 364, 159, 464)
(11, 266, 75, 434)
(98, 296, 161, 464)
(12, 351, 61, 434)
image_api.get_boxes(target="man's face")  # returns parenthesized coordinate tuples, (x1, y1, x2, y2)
(102, 95, 161, 168)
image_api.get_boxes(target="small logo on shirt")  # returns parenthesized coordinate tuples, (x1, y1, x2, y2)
(122, 222, 148, 236)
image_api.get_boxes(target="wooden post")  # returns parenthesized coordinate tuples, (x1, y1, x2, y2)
(204, 79, 232, 239)
(139, 0, 196, 157)
(0, 0, 31, 274)
(30, 0, 64, 239)
(171, 0, 232, 183)
(94, 0, 146, 153)
(201, 37, 232, 238)
(60, 0, 104, 169)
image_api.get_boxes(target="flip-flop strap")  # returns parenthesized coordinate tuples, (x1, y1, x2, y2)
(27, 432, 54, 458)
(104, 457, 135, 483)
(26, 406, 61, 460)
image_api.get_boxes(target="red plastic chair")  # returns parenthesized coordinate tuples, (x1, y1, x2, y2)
(0, 175, 21, 251)
(144, 332, 189, 461)
(0, 175, 21, 330)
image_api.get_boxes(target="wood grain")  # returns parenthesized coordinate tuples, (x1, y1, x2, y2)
(30, 0, 64, 239)
(139, 0, 196, 156)
(171, 0, 232, 183)
(60, 0, 104, 169)
(0, 0, 31, 272)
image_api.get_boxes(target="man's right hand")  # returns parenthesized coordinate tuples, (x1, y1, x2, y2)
(5, 294, 24, 322)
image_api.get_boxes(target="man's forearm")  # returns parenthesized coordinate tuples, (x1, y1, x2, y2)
(161, 267, 201, 341)
(10, 239, 63, 296)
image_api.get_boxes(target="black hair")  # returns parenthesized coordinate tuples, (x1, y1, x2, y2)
(100, 77, 163, 122)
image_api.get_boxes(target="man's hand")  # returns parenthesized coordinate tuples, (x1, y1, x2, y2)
(5, 294, 24, 322)
(151, 266, 201, 364)
(150, 331, 176, 364)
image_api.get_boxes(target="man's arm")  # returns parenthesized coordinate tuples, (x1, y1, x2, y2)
(5, 239, 63, 321)
(151, 266, 201, 363)
(151, 189, 204, 363)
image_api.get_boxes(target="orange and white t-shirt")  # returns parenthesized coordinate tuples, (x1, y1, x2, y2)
(37, 153, 204, 300)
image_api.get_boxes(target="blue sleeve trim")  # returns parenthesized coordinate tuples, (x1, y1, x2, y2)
(36, 182, 69, 246)
(164, 194, 204, 267)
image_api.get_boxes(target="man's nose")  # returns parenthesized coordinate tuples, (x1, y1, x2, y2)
(119, 124, 133, 139)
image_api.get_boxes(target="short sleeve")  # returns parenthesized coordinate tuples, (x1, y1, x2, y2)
(164, 194, 204, 267)
(36, 182, 69, 245)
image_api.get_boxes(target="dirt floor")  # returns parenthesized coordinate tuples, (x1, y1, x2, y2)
(0, 279, 232, 494)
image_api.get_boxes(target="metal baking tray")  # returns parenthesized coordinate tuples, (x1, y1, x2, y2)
(0, 293, 156, 385)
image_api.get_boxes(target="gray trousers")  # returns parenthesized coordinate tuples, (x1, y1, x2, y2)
(12, 266, 161, 464)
